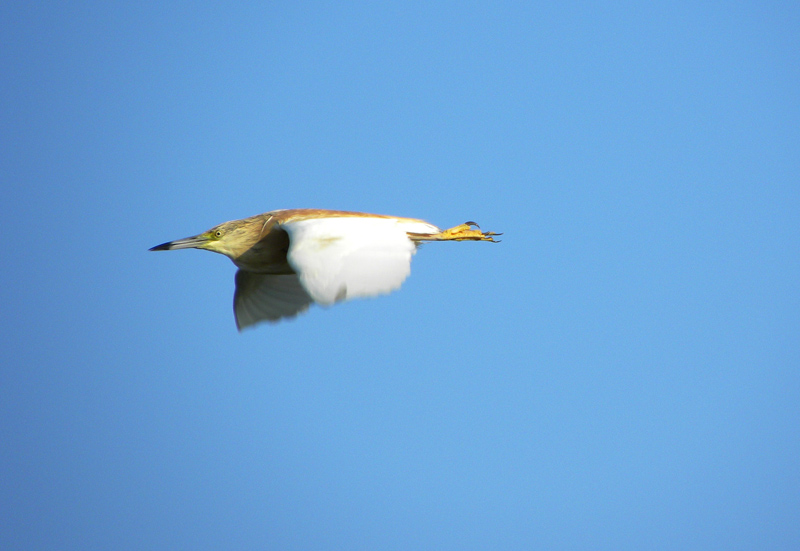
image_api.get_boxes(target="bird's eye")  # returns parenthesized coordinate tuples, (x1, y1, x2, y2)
(214, 230, 223, 238)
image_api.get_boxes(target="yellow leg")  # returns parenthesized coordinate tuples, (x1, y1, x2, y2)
(409, 222, 501, 242)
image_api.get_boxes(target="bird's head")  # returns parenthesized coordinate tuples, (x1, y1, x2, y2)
(149, 215, 269, 260)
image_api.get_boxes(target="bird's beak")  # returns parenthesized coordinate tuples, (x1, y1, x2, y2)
(149, 234, 209, 251)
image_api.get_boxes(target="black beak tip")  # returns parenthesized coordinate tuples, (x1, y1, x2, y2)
(149, 242, 172, 251)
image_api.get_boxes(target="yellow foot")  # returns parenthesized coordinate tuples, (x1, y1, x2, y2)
(411, 221, 501, 242)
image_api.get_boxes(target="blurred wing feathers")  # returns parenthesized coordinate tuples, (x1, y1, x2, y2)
(282, 217, 438, 305)
(233, 271, 313, 330)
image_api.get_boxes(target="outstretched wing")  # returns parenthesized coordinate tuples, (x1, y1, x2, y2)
(281, 216, 439, 305)
(233, 271, 314, 330)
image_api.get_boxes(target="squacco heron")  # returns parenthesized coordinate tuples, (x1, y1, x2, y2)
(150, 208, 500, 330)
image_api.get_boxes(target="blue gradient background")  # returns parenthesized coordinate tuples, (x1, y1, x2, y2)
(2, 3, 798, 550)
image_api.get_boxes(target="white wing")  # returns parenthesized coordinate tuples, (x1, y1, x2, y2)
(233, 271, 314, 330)
(282, 217, 440, 305)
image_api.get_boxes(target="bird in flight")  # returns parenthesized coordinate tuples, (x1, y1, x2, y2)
(150, 208, 500, 330)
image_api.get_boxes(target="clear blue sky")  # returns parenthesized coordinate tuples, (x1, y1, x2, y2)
(2, 2, 798, 550)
